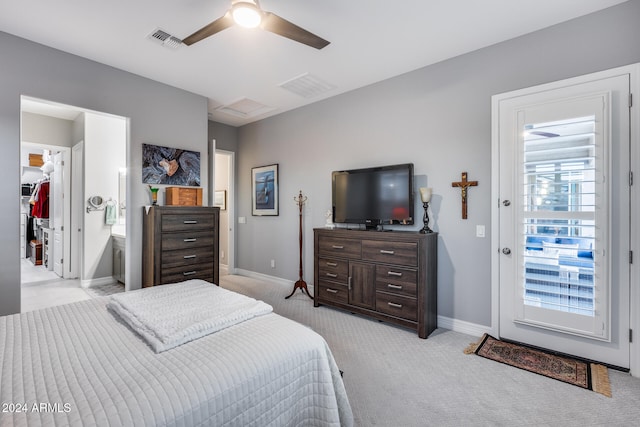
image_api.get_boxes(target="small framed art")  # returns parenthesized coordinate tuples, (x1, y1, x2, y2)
(214, 190, 226, 210)
(251, 164, 278, 216)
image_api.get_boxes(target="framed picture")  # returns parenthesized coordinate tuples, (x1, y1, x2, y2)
(252, 164, 279, 216)
(142, 143, 201, 186)
(214, 190, 226, 210)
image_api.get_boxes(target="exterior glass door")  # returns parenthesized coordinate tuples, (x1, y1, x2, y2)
(496, 73, 630, 368)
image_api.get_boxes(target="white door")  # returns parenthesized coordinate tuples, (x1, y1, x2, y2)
(71, 142, 84, 280)
(52, 152, 64, 276)
(495, 72, 630, 368)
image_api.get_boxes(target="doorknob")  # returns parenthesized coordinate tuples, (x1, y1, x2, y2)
(502, 200, 511, 206)
(502, 248, 511, 255)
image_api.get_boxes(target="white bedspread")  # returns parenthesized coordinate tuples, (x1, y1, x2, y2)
(107, 279, 272, 352)
(0, 289, 353, 427)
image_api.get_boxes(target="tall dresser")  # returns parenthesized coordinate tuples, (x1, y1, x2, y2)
(314, 228, 438, 338)
(142, 206, 220, 287)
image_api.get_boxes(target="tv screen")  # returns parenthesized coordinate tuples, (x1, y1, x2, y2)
(332, 163, 414, 229)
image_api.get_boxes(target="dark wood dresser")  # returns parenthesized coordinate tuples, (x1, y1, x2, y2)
(313, 228, 437, 338)
(142, 206, 220, 287)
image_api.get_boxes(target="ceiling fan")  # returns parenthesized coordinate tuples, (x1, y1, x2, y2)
(182, 0, 330, 49)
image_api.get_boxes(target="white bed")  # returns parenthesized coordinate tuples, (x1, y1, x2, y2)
(0, 284, 352, 426)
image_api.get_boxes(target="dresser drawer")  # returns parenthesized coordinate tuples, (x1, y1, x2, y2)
(376, 292, 417, 321)
(162, 231, 215, 251)
(316, 280, 349, 305)
(161, 264, 214, 284)
(318, 236, 361, 259)
(376, 265, 417, 297)
(318, 257, 349, 284)
(362, 240, 418, 267)
(161, 213, 216, 232)
(162, 246, 215, 269)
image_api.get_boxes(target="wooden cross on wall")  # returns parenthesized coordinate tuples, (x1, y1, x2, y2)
(451, 172, 478, 219)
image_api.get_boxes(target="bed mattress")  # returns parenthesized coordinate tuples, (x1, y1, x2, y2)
(0, 296, 352, 426)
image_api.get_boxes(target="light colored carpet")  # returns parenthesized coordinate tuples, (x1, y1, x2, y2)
(220, 274, 640, 427)
(83, 282, 125, 298)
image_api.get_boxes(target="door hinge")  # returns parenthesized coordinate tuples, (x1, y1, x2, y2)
(630, 171, 634, 186)
(631, 250, 634, 264)
(630, 93, 633, 108)
(630, 329, 633, 343)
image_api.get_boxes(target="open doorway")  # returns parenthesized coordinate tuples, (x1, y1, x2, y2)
(214, 148, 235, 276)
(20, 97, 128, 312)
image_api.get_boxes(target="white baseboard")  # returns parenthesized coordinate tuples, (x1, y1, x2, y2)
(437, 315, 491, 338)
(81, 276, 117, 289)
(233, 269, 295, 288)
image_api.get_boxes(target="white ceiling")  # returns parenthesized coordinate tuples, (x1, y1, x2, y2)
(2, 0, 627, 127)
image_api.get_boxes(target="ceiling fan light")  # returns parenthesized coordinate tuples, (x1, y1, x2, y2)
(232, 3, 262, 28)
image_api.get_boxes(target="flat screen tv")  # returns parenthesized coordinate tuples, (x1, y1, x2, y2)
(332, 163, 414, 230)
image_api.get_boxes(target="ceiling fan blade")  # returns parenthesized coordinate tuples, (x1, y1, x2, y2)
(261, 12, 330, 50)
(182, 12, 234, 46)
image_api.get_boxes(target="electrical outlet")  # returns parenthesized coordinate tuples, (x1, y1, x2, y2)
(220, 250, 225, 260)
(476, 225, 485, 238)
(271, 259, 275, 268)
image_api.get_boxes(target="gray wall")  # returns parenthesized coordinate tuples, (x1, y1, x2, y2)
(235, 0, 640, 327)
(0, 31, 208, 316)
(209, 121, 238, 153)
(22, 112, 74, 147)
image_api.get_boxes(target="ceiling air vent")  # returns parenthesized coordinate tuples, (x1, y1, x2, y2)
(216, 98, 275, 118)
(147, 28, 182, 49)
(278, 73, 336, 98)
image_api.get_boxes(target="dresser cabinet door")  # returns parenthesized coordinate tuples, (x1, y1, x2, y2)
(348, 261, 376, 310)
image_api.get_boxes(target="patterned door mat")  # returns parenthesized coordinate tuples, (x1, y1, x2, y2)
(465, 333, 611, 397)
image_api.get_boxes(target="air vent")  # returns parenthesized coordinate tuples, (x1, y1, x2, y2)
(216, 98, 275, 118)
(147, 28, 182, 49)
(278, 73, 336, 98)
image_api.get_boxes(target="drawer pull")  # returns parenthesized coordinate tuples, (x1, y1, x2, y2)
(326, 262, 338, 267)
(388, 302, 403, 309)
(183, 271, 197, 276)
(183, 220, 198, 224)
(332, 245, 344, 249)
(380, 249, 395, 255)
(387, 284, 403, 290)
(387, 271, 403, 277)
(183, 238, 197, 242)
(183, 255, 197, 259)
(326, 288, 338, 294)
(325, 273, 338, 278)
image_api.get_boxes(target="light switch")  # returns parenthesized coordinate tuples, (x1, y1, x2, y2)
(238, 216, 246, 224)
(476, 225, 485, 238)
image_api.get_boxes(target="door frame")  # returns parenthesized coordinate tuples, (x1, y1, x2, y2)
(20, 142, 71, 277)
(211, 141, 236, 275)
(491, 63, 640, 376)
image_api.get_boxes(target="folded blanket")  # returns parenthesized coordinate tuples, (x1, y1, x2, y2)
(107, 279, 273, 353)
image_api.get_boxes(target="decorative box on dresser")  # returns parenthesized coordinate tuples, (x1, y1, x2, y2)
(313, 228, 437, 338)
(143, 206, 220, 287)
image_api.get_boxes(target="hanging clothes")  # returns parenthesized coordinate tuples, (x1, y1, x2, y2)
(32, 180, 50, 218)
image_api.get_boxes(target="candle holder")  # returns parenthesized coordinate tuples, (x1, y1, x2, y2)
(420, 201, 433, 234)
(149, 185, 159, 205)
(419, 187, 433, 234)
